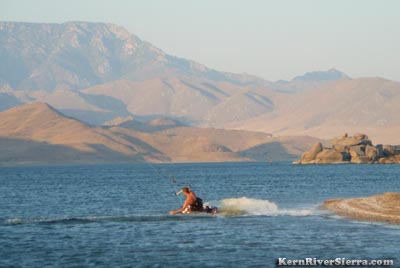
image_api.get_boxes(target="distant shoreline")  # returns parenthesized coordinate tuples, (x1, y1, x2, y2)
(0, 160, 288, 168)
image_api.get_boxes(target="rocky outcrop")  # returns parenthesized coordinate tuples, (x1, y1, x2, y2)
(294, 133, 400, 164)
(323, 192, 400, 224)
(379, 155, 400, 164)
(300, 142, 323, 162)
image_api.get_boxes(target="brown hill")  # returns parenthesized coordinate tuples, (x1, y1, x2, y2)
(108, 126, 318, 162)
(0, 103, 318, 164)
(0, 102, 166, 163)
(114, 117, 185, 133)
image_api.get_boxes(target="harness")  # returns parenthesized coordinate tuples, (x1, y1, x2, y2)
(189, 197, 203, 211)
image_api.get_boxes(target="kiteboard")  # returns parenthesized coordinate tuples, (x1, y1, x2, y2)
(182, 205, 218, 215)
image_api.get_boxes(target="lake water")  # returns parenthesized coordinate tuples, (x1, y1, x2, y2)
(1, 162, 399, 267)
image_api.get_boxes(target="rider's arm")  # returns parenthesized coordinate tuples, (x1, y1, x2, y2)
(169, 199, 191, 215)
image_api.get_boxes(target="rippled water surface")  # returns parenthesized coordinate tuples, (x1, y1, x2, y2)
(1, 162, 399, 267)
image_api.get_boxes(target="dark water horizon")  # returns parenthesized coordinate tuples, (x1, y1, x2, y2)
(1, 162, 399, 267)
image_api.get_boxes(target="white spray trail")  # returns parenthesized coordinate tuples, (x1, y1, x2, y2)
(208, 197, 315, 216)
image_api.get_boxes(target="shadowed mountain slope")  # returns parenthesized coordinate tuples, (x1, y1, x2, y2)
(228, 77, 400, 144)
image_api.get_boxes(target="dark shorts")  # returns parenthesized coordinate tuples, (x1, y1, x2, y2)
(190, 198, 203, 211)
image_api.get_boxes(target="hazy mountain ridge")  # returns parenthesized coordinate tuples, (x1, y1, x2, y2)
(80, 75, 278, 125)
(0, 21, 268, 91)
(292, 68, 350, 82)
(273, 68, 351, 93)
(229, 77, 400, 144)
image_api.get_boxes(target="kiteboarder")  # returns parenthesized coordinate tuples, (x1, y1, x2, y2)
(169, 187, 204, 215)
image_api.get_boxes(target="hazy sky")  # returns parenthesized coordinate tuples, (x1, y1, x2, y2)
(1, 0, 399, 81)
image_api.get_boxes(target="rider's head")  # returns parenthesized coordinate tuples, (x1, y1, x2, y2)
(182, 187, 191, 194)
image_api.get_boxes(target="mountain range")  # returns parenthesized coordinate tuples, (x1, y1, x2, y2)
(0, 21, 399, 164)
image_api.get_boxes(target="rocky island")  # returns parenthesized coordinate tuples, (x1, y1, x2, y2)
(323, 192, 400, 224)
(294, 133, 400, 164)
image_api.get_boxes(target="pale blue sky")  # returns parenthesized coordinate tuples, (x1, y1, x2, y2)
(1, 0, 399, 81)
